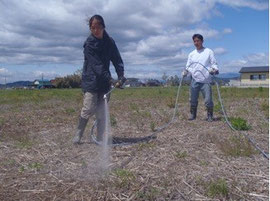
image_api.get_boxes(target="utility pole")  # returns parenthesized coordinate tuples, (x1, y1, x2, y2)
(4, 76, 6, 89)
(41, 73, 44, 88)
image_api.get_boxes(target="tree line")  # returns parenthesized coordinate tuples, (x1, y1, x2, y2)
(54, 69, 82, 88)
(53, 70, 194, 88)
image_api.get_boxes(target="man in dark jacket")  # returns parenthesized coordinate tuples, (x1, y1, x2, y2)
(73, 15, 126, 144)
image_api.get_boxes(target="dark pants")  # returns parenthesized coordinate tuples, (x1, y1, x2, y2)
(190, 79, 213, 108)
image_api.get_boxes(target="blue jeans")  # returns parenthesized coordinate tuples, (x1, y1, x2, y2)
(190, 79, 213, 108)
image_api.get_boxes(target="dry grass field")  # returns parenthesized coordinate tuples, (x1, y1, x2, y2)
(0, 86, 269, 200)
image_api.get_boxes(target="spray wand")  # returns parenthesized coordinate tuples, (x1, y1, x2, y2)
(104, 77, 127, 99)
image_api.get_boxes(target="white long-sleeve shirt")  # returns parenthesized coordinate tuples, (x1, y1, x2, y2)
(186, 47, 218, 83)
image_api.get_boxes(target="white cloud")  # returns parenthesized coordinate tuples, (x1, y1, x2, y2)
(0, 68, 12, 83)
(216, 0, 268, 10)
(223, 28, 232, 34)
(123, 28, 222, 68)
(0, 68, 12, 77)
(213, 47, 227, 55)
(0, 68, 8, 74)
(128, 71, 161, 79)
(0, 0, 238, 66)
(33, 71, 62, 79)
(221, 52, 269, 73)
(0, 0, 267, 81)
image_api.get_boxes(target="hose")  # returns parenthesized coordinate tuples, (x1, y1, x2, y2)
(188, 62, 269, 159)
(90, 76, 184, 146)
(215, 80, 269, 159)
(90, 62, 269, 160)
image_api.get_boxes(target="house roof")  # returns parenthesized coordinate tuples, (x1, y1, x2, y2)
(239, 66, 269, 73)
(33, 80, 52, 85)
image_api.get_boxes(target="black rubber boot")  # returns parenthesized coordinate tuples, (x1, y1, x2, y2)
(207, 107, 214, 122)
(73, 117, 88, 144)
(188, 107, 197, 121)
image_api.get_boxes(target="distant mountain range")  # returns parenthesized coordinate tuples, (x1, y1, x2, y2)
(0, 81, 33, 88)
(217, 72, 240, 79)
(0, 73, 240, 88)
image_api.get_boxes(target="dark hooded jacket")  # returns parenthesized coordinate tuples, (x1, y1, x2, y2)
(82, 31, 124, 93)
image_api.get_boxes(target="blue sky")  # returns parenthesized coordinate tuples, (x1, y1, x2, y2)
(206, 4, 268, 59)
(0, 0, 268, 83)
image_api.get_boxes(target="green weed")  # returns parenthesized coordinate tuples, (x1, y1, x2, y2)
(136, 187, 160, 200)
(15, 139, 33, 149)
(129, 103, 139, 112)
(261, 101, 269, 112)
(110, 114, 117, 127)
(200, 160, 209, 166)
(175, 151, 188, 159)
(0, 118, 5, 127)
(206, 178, 229, 198)
(141, 111, 152, 118)
(19, 166, 25, 172)
(150, 121, 156, 131)
(219, 136, 256, 157)
(28, 162, 43, 171)
(113, 168, 136, 188)
(228, 117, 250, 130)
(65, 107, 76, 115)
(137, 142, 156, 150)
(214, 103, 222, 113)
(167, 97, 175, 108)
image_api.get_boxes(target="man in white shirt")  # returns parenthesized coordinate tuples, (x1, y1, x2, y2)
(182, 34, 219, 121)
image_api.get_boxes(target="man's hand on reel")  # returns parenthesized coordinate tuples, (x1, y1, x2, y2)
(182, 70, 188, 77)
(209, 68, 219, 75)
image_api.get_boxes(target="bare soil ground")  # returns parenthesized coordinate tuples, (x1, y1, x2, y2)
(0, 87, 269, 200)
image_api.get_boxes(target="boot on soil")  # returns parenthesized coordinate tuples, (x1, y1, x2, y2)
(188, 107, 197, 121)
(73, 116, 88, 144)
(206, 107, 214, 122)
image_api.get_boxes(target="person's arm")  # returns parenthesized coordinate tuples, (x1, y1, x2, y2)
(182, 53, 191, 77)
(209, 50, 219, 75)
(110, 39, 125, 79)
(83, 43, 111, 82)
(186, 53, 192, 71)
